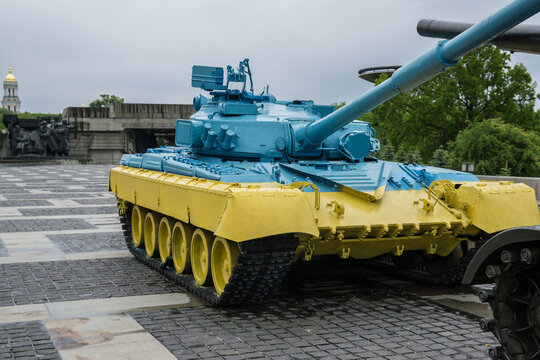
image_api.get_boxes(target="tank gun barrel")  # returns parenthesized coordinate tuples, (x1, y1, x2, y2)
(298, 0, 540, 148)
(417, 19, 540, 55)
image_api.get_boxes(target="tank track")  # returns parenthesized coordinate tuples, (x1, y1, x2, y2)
(371, 238, 488, 285)
(478, 244, 540, 360)
(119, 206, 298, 306)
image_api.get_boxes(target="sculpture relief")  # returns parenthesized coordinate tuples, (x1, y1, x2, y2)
(3, 115, 74, 157)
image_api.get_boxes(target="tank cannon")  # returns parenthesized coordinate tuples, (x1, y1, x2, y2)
(110, 1, 540, 359)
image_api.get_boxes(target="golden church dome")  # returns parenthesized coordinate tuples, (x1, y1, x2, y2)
(4, 67, 16, 82)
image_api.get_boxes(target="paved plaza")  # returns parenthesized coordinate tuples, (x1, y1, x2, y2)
(0, 164, 498, 359)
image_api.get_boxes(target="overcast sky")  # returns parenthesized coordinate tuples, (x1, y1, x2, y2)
(2, 0, 540, 114)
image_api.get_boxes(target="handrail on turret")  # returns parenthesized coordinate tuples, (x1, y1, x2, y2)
(297, 0, 540, 148)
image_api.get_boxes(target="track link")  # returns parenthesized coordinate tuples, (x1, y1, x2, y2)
(119, 206, 298, 306)
(478, 244, 540, 360)
(371, 238, 488, 285)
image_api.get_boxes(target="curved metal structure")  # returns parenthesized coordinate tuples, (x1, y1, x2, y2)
(358, 65, 401, 83)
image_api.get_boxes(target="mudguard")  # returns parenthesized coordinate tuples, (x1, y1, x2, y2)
(462, 225, 540, 285)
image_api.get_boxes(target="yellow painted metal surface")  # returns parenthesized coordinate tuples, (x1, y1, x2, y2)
(110, 166, 539, 261)
(451, 181, 540, 233)
(297, 189, 469, 259)
(110, 166, 319, 242)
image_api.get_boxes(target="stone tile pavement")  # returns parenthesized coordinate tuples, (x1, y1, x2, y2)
(0, 321, 60, 360)
(132, 295, 494, 360)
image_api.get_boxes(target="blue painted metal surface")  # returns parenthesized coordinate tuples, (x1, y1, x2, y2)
(119, 0, 540, 198)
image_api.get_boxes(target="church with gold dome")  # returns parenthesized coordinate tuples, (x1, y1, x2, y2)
(2, 67, 21, 113)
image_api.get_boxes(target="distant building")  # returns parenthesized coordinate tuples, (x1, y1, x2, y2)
(2, 67, 21, 113)
(62, 103, 194, 163)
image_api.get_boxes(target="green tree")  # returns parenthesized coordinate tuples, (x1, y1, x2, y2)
(372, 45, 537, 160)
(89, 94, 124, 108)
(332, 101, 346, 110)
(383, 143, 395, 161)
(407, 150, 421, 164)
(447, 119, 540, 177)
(500, 161, 512, 176)
(396, 148, 407, 163)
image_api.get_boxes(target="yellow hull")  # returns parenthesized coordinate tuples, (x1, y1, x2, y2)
(110, 166, 540, 261)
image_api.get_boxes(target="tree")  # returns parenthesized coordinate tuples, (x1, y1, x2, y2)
(407, 150, 421, 165)
(332, 101, 346, 110)
(382, 143, 395, 161)
(396, 148, 407, 163)
(447, 119, 540, 177)
(372, 45, 537, 161)
(89, 94, 124, 108)
(500, 161, 512, 176)
(431, 146, 449, 168)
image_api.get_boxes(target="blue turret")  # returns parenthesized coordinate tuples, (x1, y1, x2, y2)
(179, 59, 379, 162)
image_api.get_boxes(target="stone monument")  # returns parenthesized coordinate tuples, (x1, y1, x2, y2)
(2, 115, 73, 157)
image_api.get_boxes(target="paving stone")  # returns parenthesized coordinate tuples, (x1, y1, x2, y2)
(0, 238, 8, 257)
(46, 232, 125, 253)
(0, 321, 60, 360)
(19, 206, 117, 216)
(0, 186, 106, 193)
(73, 198, 116, 205)
(130, 290, 497, 360)
(0, 258, 179, 306)
(3, 193, 113, 200)
(0, 200, 53, 207)
(0, 218, 96, 233)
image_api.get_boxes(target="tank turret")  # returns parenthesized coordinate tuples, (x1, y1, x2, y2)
(179, 58, 374, 161)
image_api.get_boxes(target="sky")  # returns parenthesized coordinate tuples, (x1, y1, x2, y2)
(1, 0, 540, 114)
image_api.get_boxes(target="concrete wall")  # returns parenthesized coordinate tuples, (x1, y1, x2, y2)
(63, 103, 194, 121)
(61, 103, 195, 164)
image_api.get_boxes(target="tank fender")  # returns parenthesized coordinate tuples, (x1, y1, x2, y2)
(462, 225, 540, 285)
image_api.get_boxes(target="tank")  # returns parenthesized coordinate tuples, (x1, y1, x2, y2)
(109, 0, 540, 358)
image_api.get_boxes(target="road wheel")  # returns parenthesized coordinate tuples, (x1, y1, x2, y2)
(131, 205, 147, 248)
(143, 212, 159, 257)
(211, 237, 240, 295)
(158, 217, 172, 263)
(171, 221, 193, 274)
(190, 229, 213, 286)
